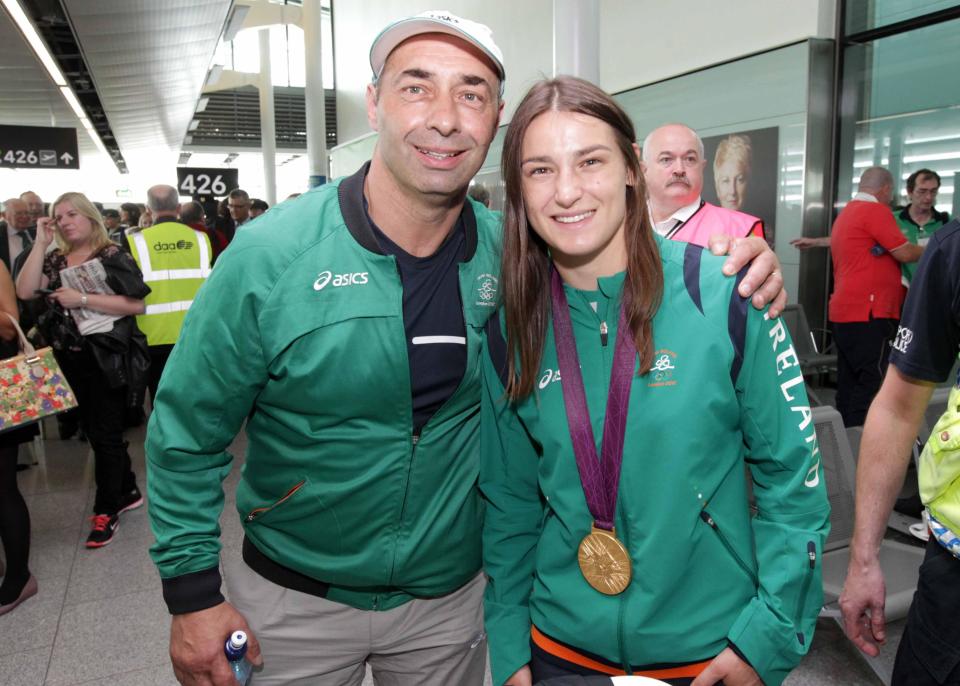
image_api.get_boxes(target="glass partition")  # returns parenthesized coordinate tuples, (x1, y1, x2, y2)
(846, 0, 959, 34)
(837, 16, 960, 216)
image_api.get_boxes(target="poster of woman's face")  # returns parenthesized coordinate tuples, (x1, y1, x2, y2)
(701, 126, 779, 245)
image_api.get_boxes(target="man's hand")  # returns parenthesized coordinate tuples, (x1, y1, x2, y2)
(691, 647, 762, 686)
(504, 665, 532, 686)
(790, 236, 831, 250)
(170, 602, 262, 686)
(708, 234, 787, 317)
(839, 556, 887, 656)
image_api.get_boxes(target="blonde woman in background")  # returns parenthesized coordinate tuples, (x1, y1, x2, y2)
(713, 134, 752, 212)
(17, 192, 150, 549)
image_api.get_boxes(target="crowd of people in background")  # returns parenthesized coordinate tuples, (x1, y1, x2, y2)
(0, 184, 269, 617)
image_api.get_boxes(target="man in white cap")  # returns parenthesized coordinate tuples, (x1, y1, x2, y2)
(147, 10, 787, 686)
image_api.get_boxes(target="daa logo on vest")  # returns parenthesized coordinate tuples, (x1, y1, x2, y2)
(153, 239, 195, 252)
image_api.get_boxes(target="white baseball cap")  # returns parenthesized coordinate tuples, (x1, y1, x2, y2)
(369, 10, 505, 95)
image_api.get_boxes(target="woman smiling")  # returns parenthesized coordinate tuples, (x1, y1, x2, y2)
(480, 77, 830, 686)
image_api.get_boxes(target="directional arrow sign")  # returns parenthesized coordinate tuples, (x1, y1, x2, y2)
(0, 125, 79, 170)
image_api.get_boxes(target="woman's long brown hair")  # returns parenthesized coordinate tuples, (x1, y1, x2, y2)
(501, 76, 663, 400)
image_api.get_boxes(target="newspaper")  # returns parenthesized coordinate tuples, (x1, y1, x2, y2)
(59, 260, 122, 335)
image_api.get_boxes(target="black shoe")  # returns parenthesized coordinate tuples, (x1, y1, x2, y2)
(117, 487, 144, 515)
(86, 514, 119, 548)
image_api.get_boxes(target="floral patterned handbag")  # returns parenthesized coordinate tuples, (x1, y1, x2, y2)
(0, 314, 77, 433)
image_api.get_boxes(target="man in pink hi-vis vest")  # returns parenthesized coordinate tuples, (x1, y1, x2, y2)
(641, 124, 764, 247)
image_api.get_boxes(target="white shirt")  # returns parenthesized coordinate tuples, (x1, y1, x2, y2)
(652, 197, 702, 236)
(851, 191, 878, 203)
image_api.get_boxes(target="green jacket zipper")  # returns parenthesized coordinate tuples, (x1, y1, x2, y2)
(700, 509, 759, 587)
(794, 540, 817, 646)
(245, 480, 306, 522)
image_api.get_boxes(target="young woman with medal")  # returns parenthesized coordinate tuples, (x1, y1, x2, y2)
(480, 77, 831, 686)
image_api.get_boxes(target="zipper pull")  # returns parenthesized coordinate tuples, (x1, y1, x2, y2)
(699, 510, 716, 528)
(807, 540, 816, 569)
(600, 321, 608, 346)
(412, 434, 420, 446)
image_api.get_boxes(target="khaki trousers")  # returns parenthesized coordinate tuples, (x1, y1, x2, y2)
(224, 555, 488, 686)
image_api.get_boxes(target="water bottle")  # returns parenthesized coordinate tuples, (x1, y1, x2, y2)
(224, 630, 253, 685)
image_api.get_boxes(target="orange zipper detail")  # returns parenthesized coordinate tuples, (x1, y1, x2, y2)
(245, 480, 306, 522)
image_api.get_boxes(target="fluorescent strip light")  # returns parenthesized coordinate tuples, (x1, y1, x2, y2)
(905, 134, 960, 145)
(196, 97, 210, 113)
(903, 151, 960, 164)
(2, 0, 67, 86)
(188, 119, 200, 131)
(3, 1, 118, 164)
(59, 86, 86, 120)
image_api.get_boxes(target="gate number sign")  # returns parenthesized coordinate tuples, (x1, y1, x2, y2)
(176, 167, 239, 197)
(0, 125, 80, 170)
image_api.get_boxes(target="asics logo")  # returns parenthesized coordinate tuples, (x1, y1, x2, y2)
(539, 368, 562, 390)
(313, 270, 369, 291)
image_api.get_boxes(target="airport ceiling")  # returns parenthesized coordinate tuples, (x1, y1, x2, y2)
(1, 0, 232, 172)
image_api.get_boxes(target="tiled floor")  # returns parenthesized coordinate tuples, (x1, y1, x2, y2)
(0, 421, 907, 685)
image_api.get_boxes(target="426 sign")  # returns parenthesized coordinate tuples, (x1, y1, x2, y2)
(0, 125, 79, 170)
(176, 167, 238, 198)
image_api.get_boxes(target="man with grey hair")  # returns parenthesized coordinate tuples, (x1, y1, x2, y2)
(147, 184, 181, 218)
(1, 198, 34, 276)
(125, 185, 212, 404)
(641, 123, 764, 247)
(19, 191, 44, 227)
(828, 166, 924, 426)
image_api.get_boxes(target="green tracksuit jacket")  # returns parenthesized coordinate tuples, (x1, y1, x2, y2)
(480, 236, 831, 686)
(147, 164, 502, 613)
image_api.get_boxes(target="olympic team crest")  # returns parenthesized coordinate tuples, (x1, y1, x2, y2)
(648, 349, 678, 388)
(475, 273, 498, 307)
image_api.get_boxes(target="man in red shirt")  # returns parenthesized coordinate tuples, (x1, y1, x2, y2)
(829, 166, 923, 426)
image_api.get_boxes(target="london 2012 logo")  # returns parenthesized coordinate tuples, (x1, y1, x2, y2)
(648, 349, 678, 387)
(475, 274, 498, 307)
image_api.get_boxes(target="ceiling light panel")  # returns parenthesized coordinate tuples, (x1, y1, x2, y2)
(61, 0, 233, 159)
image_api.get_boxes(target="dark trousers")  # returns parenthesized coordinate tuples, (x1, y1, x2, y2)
(892, 540, 960, 685)
(60, 349, 138, 515)
(832, 317, 898, 427)
(0, 443, 30, 603)
(147, 344, 174, 405)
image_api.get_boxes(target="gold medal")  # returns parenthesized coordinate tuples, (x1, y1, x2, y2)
(577, 525, 632, 595)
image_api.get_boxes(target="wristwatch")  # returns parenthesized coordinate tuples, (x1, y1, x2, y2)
(80, 295, 88, 307)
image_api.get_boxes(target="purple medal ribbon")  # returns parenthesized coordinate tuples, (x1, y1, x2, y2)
(550, 269, 636, 531)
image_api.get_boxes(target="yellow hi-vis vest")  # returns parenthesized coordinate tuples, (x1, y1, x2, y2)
(920, 382, 960, 555)
(126, 221, 212, 346)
